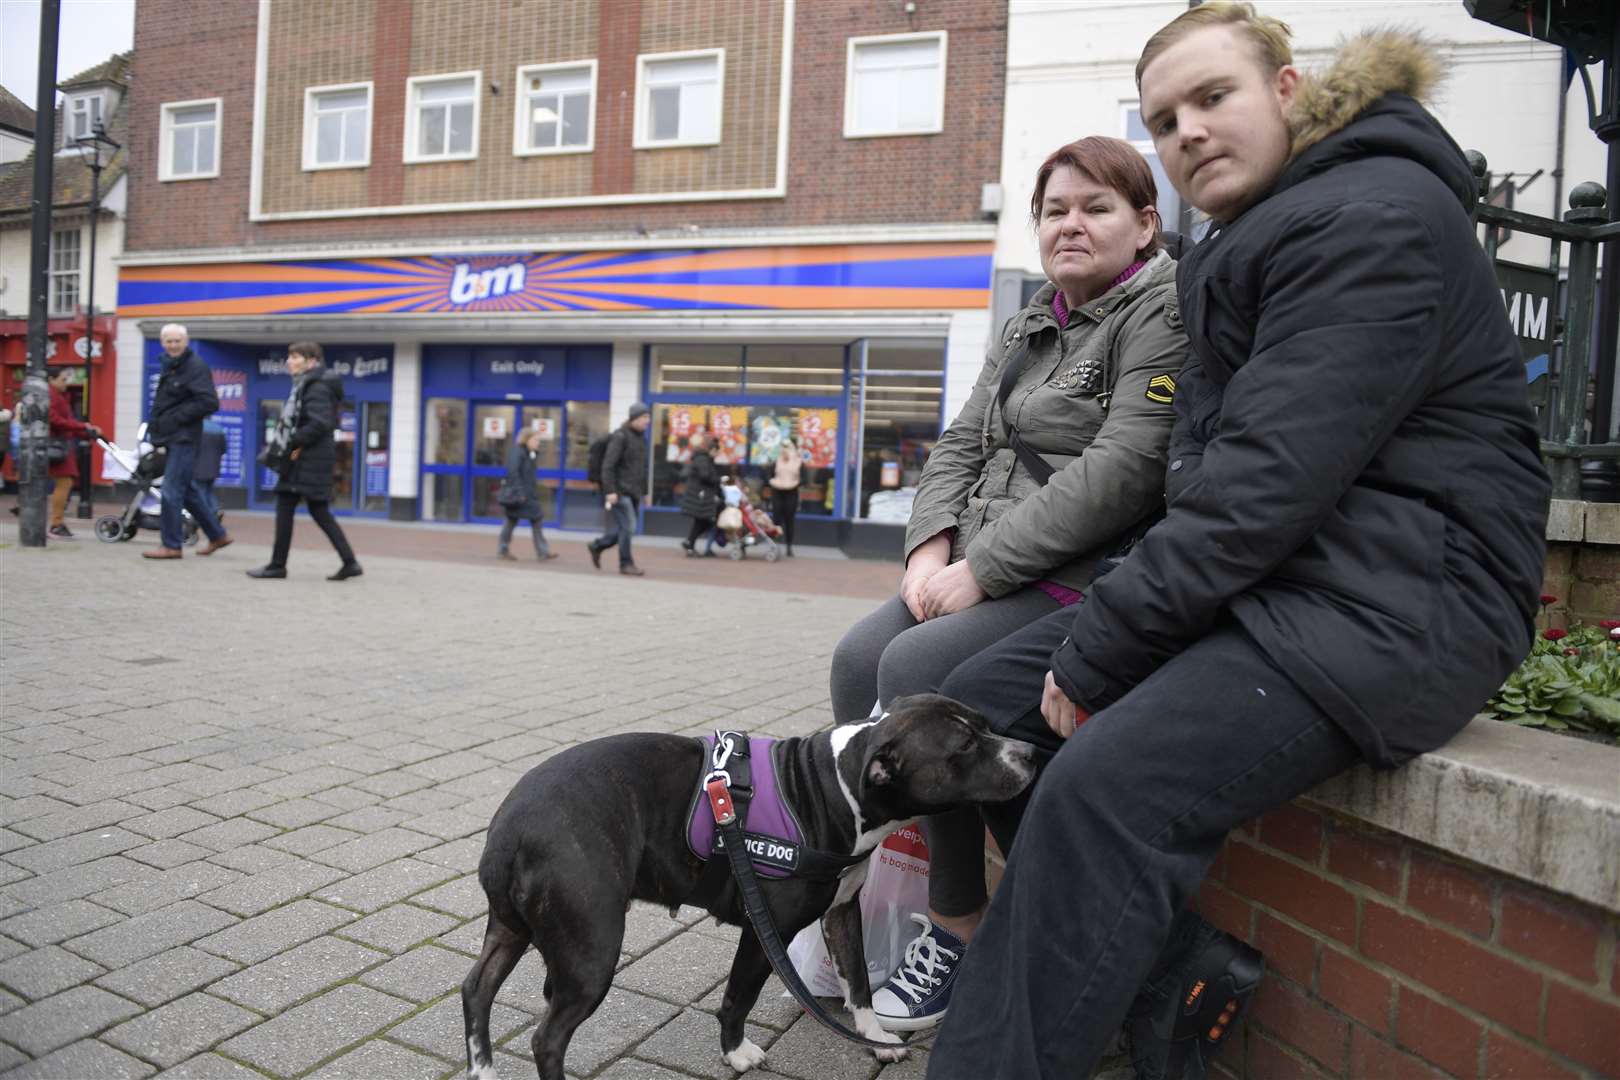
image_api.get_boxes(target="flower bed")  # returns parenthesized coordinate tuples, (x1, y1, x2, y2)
(1484, 602, 1620, 741)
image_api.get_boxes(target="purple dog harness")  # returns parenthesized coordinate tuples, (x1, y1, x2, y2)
(687, 733, 807, 878)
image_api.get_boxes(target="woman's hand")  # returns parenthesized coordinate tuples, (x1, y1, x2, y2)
(919, 559, 987, 620)
(1041, 671, 1090, 739)
(289, 448, 302, 462)
(900, 534, 951, 621)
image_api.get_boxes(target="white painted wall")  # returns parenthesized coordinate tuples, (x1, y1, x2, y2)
(944, 308, 992, 423)
(389, 339, 421, 501)
(0, 196, 125, 318)
(609, 340, 642, 429)
(0, 130, 29, 165)
(996, 0, 1608, 277)
(112, 317, 144, 452)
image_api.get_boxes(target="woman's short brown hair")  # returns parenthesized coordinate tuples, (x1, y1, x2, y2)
(1030, 136, 1163, 260)
(1135, 2, 1293, 91)
(288, 341, 323, 363)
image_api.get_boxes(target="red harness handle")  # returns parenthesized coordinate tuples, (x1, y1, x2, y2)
(705, 777, 735, 825)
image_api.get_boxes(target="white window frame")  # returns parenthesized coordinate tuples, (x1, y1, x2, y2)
(158, 97, 222, 181)
(302, 81, 373, 171)
(1121, 101, 1182, 234)
(633, 48, 725, 150)
(59, 91, 107, 153)
(843, 31, 947, 140)
(512, 60, 597, 157)
(49, 228, 81, 316)
(404, 71, 481, 164)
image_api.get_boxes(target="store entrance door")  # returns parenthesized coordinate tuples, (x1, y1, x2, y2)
(253, 397, 388, 516)
(469, 402, 565, 523)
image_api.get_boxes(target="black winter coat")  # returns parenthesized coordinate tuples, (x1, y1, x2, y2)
(274, 367, 344, 502)
(500, 444, 544, 519)
(601, 423, 649, 499)
(148, 349, 219, 447)
(679, 450, 722, 519)
(1050, 41, 1550, 768)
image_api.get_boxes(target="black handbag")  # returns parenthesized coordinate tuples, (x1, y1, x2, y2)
(256, 445, 288, 472)
(45, 437, 68, 463)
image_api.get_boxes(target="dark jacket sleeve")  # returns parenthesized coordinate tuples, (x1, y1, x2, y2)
(601, 429, 626, 495)
(287, 380, 335, 452)
(1050, 201, 1445, 710)
(157, 357, 221, 433)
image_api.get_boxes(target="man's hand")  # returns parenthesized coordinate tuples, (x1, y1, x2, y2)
(1041, 671, 1090, 739)
(289, 447, 302, 462)
(919, 559, 987, 620)
(605, 492, 619, 508)
(900, 533, 950, 621)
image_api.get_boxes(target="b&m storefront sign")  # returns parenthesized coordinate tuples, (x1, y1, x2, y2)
(116, 244, 993, 316)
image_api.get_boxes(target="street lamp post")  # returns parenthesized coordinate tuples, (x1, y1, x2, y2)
(72, 123, 119, 520)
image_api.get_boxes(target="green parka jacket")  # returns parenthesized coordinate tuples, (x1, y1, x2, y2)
(903, 250, 1186, 596)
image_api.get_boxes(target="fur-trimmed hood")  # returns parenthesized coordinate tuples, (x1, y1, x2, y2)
(1288, 29, 1443, 159)
(1273, 29, 1471, 209)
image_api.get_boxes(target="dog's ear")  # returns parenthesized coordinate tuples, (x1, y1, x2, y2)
(865, 750, 897, 789)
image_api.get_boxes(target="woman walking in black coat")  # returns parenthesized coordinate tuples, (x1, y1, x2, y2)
(496, 428, 557, 560)
(247, 342, 362, 581)
(678, 432, 722, 557)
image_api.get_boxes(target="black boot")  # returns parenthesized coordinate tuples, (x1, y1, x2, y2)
(328, 562, 363, 581)
(1124, 913, 1263, 1080)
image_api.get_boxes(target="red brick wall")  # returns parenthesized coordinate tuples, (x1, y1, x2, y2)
(1195, 803, 1620, 1079)
(124, 0, 1007, 254)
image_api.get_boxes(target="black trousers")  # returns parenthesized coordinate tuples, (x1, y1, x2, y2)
(270, 490, 357, 569)
(925, 608, 1360, 1080)
(770, 486, 798, 547)
(684, 515, 714, 547)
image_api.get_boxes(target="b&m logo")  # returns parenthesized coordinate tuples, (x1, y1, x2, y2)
(449, 260, 527, 306)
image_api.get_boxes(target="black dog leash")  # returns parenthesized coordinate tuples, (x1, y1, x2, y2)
(702, 750, 902, 1050)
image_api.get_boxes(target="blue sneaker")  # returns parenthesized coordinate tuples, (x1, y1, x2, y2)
(871, 914, 966, 1032)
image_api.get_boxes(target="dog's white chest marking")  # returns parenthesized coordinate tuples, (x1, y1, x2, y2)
(829, 717, 880, 839)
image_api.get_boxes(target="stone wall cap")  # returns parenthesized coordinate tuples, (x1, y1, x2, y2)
(1305, 718, 1620, 914)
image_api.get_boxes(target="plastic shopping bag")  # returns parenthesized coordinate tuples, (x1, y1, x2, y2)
(787, 823, 930, 997)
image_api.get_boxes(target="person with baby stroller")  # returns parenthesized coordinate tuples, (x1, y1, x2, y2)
(143, 324, 231, 560)
(45, 368, 100, 540)
(679, 431, 723, 558)
(246, 342, 362, 581)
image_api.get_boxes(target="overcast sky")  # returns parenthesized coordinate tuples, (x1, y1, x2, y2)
(1, 0, 136, 111)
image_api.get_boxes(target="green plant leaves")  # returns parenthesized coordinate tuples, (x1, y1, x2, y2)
(1485, 623, 1620, 742)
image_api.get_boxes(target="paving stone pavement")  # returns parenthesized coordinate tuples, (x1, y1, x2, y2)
(0, 525, 957, 1079)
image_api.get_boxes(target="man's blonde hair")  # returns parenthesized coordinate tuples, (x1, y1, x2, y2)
(1135, 2, 1294, 90)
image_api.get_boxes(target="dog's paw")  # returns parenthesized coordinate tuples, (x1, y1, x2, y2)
(723, 1038, 768, 1073)
(851, 1008, 909, 1062)
(873, 1043, 909, 1064)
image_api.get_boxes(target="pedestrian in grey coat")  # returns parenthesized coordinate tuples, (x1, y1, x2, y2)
(497, 428, 557, 561)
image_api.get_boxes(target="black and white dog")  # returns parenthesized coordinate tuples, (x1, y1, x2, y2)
(462, 694, 1038, 1079)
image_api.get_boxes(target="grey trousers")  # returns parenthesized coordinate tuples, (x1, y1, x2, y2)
(828, 587, 1062, 915)
(498, 513, 551, 558)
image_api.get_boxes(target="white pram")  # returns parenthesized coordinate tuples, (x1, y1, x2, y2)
(92, 426, 200, 546)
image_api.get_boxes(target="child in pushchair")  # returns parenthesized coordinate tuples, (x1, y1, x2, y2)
(713, 476, 783, 562)
(92, 426, 202, 546)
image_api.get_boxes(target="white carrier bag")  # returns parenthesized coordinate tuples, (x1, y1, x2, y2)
(786, 823, 931, 997)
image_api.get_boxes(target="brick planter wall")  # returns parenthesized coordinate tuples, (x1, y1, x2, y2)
(1194, 803, 1620, 1079)
(1542, 541, 1620, 627)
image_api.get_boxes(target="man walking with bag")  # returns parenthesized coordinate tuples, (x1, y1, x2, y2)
(587, 402, 651, 576)
(144, 324, 231, 560)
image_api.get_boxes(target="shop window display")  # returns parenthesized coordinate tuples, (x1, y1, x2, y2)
(651, 403, 839, 516)
(854, 341, 945, 520)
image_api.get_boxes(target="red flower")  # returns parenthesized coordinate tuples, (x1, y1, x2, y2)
(1600, 619, 1620, 630)
(1540, 594, 1559, 606)
(1543, 628, 1569, 641)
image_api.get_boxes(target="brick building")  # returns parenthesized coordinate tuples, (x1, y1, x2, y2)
(117, 0, 1006, 538)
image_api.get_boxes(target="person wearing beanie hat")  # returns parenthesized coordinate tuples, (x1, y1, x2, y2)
(587, 402, 653, 575)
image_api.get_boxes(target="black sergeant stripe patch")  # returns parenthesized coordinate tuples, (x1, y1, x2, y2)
(1145, 374, 1177, 404)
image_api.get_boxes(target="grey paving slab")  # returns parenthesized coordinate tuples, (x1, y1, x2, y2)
(0, 899, 121, 947)
(93, 947, 241, 1008)
(0, 943, 107, 1001)
(0, 855, 152, 906)
(193, 899, 355, 965)
(500, 987, 684, 1076)
(754, 1014, 886, 1080)
(252, 766, 365, 801)
(309, 827, 438, 873)
(357, 944, 471, 1003)
(0, 832, 31, 857)
(595, 1060, 706, 1080)
(258, 823, 359, 857)
(123, 807, 222, 841)
(178, 818, 280, 854)
(0, 1043, 22, 1073)
(304, 1039, 452, 1079)
(124, 839, 214, 870)
(435, 919, 490, 956)
(245, 798, 342, 830)
(217, 983, 414, 1077)
(311, 857, 457, 913)
(209, 934, 387, 1013)
(65, 900, 239, 969)
(9, 800, 142, 843)
(415, 837, 485, 873)
(321, 805, 409, 834)
(411, 873, 486, 919)
(3, 826, 146, 875)
(337, 903, 460, 955)
(194, 858, 347, 918)
(187, 790, 282, 819)
(153, 1053, 276, 1079)
(89, 861, 245, 916)
(0, 1038, 155, 1080)
(101, 992, 261, 1069)
(205, 844, 296, 875)
(0, 983, 144, 1056)
(615, 931, 737, 1006)
(694, 974, 811, 1033)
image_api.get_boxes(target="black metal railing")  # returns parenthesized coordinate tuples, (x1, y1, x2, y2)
(1470, 151, 1620, 500)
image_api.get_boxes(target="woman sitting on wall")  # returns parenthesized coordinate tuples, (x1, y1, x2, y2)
(825, 136, 1190, 1032)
